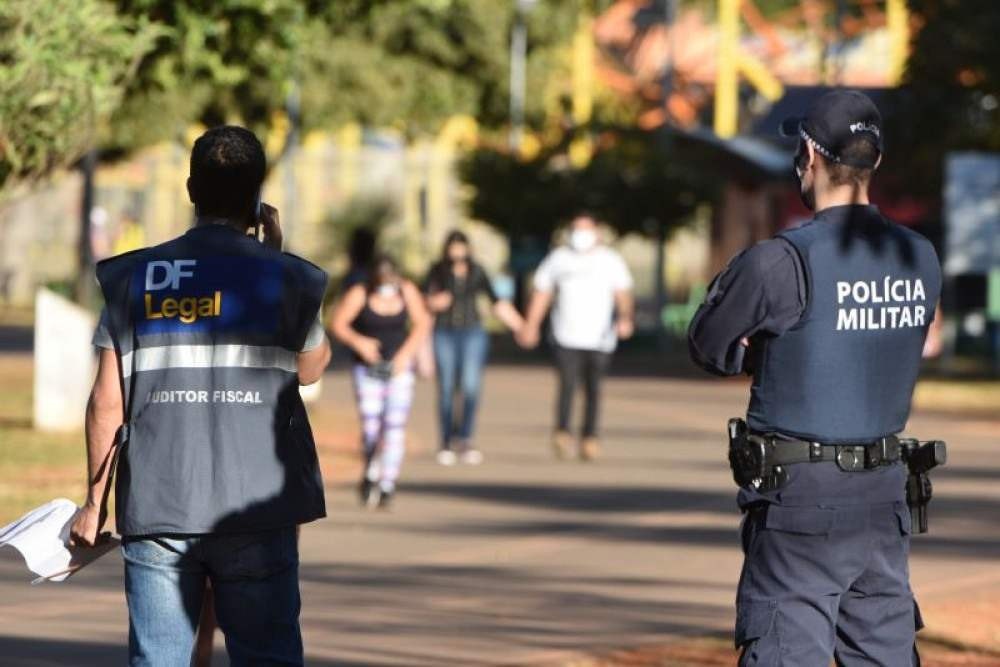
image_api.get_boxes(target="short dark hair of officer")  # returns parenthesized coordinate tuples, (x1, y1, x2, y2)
(187, 125, 267, 222)
(805, 138, 880, 187)
(782, 89, 884, 206)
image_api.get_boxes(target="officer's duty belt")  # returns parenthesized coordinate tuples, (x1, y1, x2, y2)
(760, 434, 901, 472)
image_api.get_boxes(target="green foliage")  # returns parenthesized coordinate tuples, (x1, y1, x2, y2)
(896, 0, 1000, 196)
(106, 0, 306, 151)
(4, 0, 609, 171)
(577, 132, 717, 236)
(300, 0, 594, 135)
(462, 146, 572, 240)
(104, 0, 608, 149)
(0, 0, 157, 193)
(461, 129, 717, 243)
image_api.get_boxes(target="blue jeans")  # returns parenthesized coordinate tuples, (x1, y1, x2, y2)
(123, 526, 302, 666)
(433, 326, 489, 448)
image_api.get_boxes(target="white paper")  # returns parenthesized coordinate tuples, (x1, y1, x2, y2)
(0, 498, 119, 583)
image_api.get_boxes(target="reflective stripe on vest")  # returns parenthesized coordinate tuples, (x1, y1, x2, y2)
(121, 344, 298, 378)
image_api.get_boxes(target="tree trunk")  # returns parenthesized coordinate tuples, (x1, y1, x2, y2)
(75, 149, 97, 306)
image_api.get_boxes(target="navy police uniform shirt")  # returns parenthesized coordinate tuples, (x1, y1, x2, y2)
(688, 234, 806, 377)
(93, 223, 329, 537)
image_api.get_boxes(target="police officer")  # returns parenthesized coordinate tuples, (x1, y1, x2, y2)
(69, 126, 331, 666)
(688, 90, 941, 665)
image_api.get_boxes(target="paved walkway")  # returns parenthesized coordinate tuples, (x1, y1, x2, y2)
(1, 365, 998, 665)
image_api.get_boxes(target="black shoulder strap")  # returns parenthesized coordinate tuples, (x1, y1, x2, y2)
(95, 253, 143, 529)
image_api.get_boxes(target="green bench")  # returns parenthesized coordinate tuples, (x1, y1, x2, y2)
(661, 283, 706, 338)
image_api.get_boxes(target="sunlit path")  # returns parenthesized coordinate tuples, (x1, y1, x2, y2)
(1, 365, 998, 665)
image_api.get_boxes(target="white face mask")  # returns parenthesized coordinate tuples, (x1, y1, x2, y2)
(377, 283, 400, 297)
(569, 228, 598, 252)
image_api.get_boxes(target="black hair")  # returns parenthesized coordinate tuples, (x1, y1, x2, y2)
(825, 139, 878, 187)
(430, 229, 474, 282)
(441, 229, 470, 257)
(189, 125, 267, 220)
(348, 227, 378, 267)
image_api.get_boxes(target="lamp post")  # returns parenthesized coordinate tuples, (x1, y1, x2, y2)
(509, 0, 537, 153)
(656, 0, 679, 323)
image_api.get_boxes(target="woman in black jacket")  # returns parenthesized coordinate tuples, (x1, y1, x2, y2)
(424, 231, 523, 465)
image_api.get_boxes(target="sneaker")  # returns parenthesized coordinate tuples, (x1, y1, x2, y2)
(580, 436, 600, 462)
(552, 430, 574, 460)
(436, 449, 458, 466)
(460, 448, 484, 465)
(377, 489, 394, 510)
(361, 481, 382, 509)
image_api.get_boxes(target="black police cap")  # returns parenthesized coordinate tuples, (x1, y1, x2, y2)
(779, 89, 884, 169)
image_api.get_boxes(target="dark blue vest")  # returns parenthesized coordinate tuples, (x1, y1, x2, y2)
(96, 225, 328, 536)
(747, 206, 941, 443)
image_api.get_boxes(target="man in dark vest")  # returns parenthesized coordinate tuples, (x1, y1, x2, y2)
(688, 90, 941, 665)
(69, 126, 331, 665)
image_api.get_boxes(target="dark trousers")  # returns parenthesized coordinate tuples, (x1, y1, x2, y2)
(736, 462, 922, 666)
(553, 345, 611, 438)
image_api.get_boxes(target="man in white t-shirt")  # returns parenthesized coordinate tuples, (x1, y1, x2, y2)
(517, 212, 634, 460)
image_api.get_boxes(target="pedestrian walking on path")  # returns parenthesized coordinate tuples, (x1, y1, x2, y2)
(424, 230, 524, 466)
(518, 212, 635, 461)
(70, 125, 331, 666)
(331, 255, 432, 508)
(340, 227, 377, 294)
(689, 89, 942, 665)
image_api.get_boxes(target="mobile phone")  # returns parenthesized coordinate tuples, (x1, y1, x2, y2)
(253, 191, 263, 241)
(367, 361, 393, 381)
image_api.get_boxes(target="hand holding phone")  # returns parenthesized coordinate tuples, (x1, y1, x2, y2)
(256, 202, 283, 250)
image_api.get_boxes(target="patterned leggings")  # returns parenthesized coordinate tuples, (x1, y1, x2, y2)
(352, 366, 416, 493)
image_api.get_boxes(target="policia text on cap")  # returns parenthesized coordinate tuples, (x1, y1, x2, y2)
(68, 126, 332, 666)
(688, 90, 945, 666)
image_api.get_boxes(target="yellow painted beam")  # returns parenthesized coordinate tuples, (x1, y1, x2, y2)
(886, 0, 908, 85)
(714, 0, 740, 138)
(434, 115, 479, 152)
(265, 111, 291, 160)
(737, 53, 784, 102)
(570, 12, 595, 167)
(572, 13, 594, 126)
(337, 122, 362, 202)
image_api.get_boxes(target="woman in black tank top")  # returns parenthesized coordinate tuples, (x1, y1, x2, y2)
(351, 298, 409, 366)
(331, 256, 432, 508)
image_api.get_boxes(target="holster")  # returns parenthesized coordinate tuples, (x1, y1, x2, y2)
(900, 439, 947, 534)
(727, 418, 788, 492)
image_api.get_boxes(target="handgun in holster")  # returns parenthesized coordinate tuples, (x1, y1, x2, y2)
(900, 439, 947, 534)
(727, 418, 787, 492)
